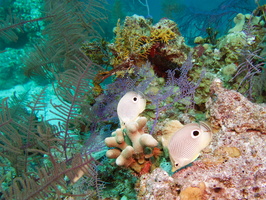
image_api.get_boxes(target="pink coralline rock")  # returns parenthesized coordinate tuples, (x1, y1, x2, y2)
(135, 80, 266, 200)
(136, 168, 179, 200)
(206, 79, 266, 134)
(135, 78, 266, 199)
(172, 128, 266, 199)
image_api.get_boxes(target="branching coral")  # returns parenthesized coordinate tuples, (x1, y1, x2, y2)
(105, 116, 159, 173)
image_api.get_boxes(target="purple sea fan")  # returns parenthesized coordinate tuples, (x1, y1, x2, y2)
(93, 56, 203, 135)
(166, 55, 203, 103)
(231, 49, 265, 99)
(148, 54, 204, 134)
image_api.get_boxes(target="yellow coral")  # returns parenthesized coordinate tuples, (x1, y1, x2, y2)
(109, 16, 179, 66)
(150, 26, 176, 43)
(180, 182, 206, 200)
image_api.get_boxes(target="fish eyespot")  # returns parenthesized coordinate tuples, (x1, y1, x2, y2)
(191, 130, 200, 138)
(132, 96, 138, 102)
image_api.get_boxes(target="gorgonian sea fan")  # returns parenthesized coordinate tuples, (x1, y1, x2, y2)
(231, 49, 265, 99)
(93, 55, 203, 134)
(148, 55, 204, 134)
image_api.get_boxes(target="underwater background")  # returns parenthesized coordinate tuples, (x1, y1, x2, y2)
(0, 0, 266, 199)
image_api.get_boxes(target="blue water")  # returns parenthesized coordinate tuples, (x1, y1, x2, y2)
(101, 0, 264, 44)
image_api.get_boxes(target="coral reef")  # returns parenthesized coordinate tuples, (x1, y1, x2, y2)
(96, 158, 138, 199)
(206, 78, 266, 133)
(193, 14, 260, 69)
(2, 1, 266, 199)
(107, 15, 190, 77)
(136, 80, 266, 199)
(192, 10, 266, 102)
(229, 13, 265, 33)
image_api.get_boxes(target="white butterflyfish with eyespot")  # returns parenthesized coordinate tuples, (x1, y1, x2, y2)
(117, 91, 146, 126)
(167, 121, 212, 172)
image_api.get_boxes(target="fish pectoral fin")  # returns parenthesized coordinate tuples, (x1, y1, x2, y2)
(172, 166, 178, 172)
(171, 156, 199, 172)
(191, 153, 200, 162)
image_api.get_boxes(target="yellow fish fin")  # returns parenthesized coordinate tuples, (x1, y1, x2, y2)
(191, 153, 200, 162)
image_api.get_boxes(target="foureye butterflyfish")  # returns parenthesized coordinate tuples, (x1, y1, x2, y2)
(117, 91, 146, 125)
(168, 122, 212, 172)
